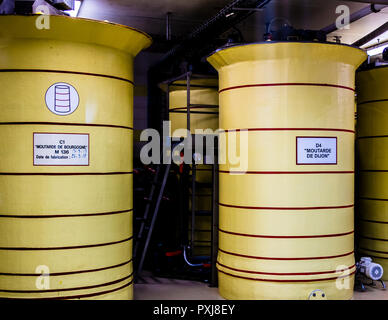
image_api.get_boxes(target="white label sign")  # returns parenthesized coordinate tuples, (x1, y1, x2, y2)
(34, 133, 89, 166)
(296, 137, 337, 165)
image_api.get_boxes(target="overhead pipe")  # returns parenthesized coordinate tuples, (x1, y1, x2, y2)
(147, 0, 272, 131)
(166, 12, 172, 41)
(352, 21, 388, 47)
(344, 0, 388, 4)
(321, 4, 387, 35)
(158, 0, 272, 65)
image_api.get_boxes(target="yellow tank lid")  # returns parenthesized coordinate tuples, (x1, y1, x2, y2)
(0, 14, 152, 56)
(207, 42, 366, 71)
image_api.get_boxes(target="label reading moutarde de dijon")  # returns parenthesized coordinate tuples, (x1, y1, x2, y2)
(33, 133, 89, 166)
(296, 137, 337, 165)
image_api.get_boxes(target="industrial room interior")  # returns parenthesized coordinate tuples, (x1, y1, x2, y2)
(0, 0, 388, 302)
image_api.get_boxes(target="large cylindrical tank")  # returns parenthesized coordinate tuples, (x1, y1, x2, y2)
(168, 79, 218, 137)
(0, 16, 151, 299)
(356, 66, 388, 278)
(168, 79, 218, 256)
(207, 42, 366, 300)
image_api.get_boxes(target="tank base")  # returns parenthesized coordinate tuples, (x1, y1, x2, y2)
(218, 272, 354, 300)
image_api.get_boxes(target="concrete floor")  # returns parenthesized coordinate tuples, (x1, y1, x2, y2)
(134, 275, 388, 300)
(353, 285, 388, 300)
(134, 276, 222, 300)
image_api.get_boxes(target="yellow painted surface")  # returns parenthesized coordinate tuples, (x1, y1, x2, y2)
(356, 66, 388, 278)
(207, 42, 366, 300)
(0, 15, 151, 299)
(190, 164, 213, 183)
(167, 78, 218, 254)
(168, 79, 219, 137)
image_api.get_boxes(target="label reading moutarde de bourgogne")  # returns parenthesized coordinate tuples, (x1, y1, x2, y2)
(33, 133, 89, 166)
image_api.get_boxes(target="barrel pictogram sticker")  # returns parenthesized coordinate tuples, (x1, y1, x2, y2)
(54, 84, 71, 113)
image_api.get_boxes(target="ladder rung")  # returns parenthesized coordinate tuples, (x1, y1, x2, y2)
(134, 163, 172, 276)
(194, 182, 213, 187)
(191, 210, 212, 216)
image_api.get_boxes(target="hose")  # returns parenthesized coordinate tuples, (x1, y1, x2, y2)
(183, 246, 204, 267)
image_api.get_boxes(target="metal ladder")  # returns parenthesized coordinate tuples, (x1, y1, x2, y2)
(133, 163, 171, 278)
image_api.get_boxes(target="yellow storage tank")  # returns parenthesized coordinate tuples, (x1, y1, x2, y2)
(168, 78, 219, 137)
(207, 42, 366, 300)
(356, 66, 388, 279)
(0, 15, 151, 299)
(167, 78, 218, 257)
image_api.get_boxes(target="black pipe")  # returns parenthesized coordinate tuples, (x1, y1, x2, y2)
(344, 0, 388, 5)
(147, 0, 272, 131)
(156, 0, 271, 68)
(352, 21, 388, 47)
(321, 4, 387, 35)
